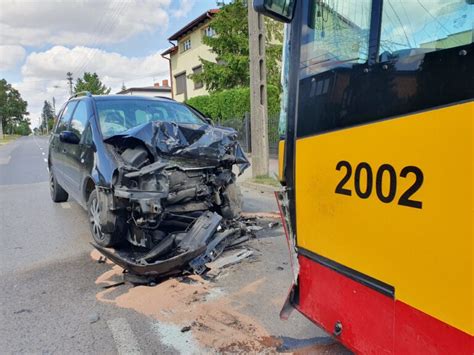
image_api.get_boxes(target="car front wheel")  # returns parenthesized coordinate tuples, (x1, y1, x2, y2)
(87, 189, 124, 247)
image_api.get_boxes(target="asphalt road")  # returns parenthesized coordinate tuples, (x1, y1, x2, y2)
(0, 136, 350, 354)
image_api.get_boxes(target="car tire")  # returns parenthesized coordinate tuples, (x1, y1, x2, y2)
(49, 169, 69, 203)
(87, 189, 124, 248)
(220, 182, 243, 219)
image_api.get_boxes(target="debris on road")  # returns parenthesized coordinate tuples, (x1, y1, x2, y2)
(92, 121, 274, 281)
(180, 325, 192, 333)
(95, 271, 280, 353)
(268, 221, 279, 228)
(206, 249, 254, 271)
(13, 309, 32, 315)
(240, 211, 281, 219)
(88, 313, 100, 324)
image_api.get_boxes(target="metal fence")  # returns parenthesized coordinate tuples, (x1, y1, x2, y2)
(220, 112, 280, 157)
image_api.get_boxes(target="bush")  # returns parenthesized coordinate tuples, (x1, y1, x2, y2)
(186, 85, 280, 122)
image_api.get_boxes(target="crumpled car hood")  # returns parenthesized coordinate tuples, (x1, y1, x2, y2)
(104, 121, 250, 174)
(94, 120, 253, 281)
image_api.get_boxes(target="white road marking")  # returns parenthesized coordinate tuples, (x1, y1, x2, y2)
(42, 152, 45, 156)
(152, 321, 200, 354)
(107, 318, 141, 355)
(0, 156, 11, 165)
(60, 203, 71, 209)
(43, 158, 48, 163)
(40, 147, 43, 150)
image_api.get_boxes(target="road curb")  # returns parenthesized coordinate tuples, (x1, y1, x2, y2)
(239, 180, 280, 193)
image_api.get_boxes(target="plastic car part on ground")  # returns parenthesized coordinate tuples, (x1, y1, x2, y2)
(92, 121, 257, 280)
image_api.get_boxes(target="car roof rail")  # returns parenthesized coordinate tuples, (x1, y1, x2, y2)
(68, 91, 92, 100)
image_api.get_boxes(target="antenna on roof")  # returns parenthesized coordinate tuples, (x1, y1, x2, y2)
(68, 91, 92, 100)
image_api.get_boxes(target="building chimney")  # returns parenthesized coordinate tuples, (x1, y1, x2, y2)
(154, 82, 160, 87)
(162, 79, 169, 87)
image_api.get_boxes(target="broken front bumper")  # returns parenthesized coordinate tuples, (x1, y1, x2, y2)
(93, 211, 238, 278)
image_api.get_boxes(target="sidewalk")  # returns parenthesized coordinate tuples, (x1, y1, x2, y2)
(236, 156, 280, 213)
(237, 156, 279, 181)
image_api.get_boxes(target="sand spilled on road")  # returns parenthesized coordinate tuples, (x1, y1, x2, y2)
(91, 251, 280, 352)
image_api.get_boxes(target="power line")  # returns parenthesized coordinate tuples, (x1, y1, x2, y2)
(70, 1, 121, 75)
(415, 0, 463, 46)
(73, 1, 131, 77)
(387, 0, 413, 48)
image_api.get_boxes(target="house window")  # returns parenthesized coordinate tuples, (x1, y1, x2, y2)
(192, 66, 203, 89)
(182, 39, 191, 52)
(175, 72, 187, 96)
(203, 26, 216, 38)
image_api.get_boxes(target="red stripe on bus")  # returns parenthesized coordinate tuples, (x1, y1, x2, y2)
(296, 255, 472, 354)
(394, 299, 472, 354)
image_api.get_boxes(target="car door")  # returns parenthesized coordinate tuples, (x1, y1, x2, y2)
(49, 101, 77, 189)
(63, 100, 93, 203)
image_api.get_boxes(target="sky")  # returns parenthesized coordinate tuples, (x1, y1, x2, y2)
(0, 0, 218, 128)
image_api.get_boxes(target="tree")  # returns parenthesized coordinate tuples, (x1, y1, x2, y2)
(41, 100, 55, 133)
(190, 0, 283, 92)
(73, 72, 111, 95)
(16, 119, 31, 136)
(0, 79, 29, 137)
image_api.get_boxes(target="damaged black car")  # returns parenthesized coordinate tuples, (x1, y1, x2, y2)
(48, 93, 249, 278)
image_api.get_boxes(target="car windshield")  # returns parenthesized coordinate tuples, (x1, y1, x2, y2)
(95, 99, 205, 138)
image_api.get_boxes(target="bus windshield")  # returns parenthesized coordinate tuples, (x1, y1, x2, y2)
(300, 0, 372, 78)
(300, 0, 473, 78)
(379, 0, 473, 57)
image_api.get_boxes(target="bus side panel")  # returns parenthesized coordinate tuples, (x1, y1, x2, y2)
(294, 102, 473, 352)
(296, 255, 473, 355)
(297, 254, 394, 355)
(278, 139, 285, 182)
(394, 300, 473, 355)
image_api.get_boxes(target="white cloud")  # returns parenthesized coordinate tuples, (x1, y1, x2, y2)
(22, 46, 169, 81)
(172, 0, 197, 18)
(18, 46, 170, 128)
(0, 0, 171, 47)
(0, 45, 26, 70)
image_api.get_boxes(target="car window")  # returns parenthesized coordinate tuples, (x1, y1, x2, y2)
(70, 101, 88, 138)
(56, 101, 77, 134)
(95, 99, 205, 138)
(82, 123, 93, 145)
(98, 108, 127, 138)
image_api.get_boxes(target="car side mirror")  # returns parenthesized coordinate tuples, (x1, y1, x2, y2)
(204, 117, 213, 125)
(253, 0, 296, 23)
(59, 131, 80, 145)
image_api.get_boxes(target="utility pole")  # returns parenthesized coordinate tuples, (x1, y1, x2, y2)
(66, 72, 73, 96)
(248, 0, 269, 177)
(0, 113, 3, 140)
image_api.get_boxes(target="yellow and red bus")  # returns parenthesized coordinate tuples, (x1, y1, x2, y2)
(255, 0, 473, 353)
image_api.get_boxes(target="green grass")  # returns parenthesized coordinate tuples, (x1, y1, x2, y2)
(252, 175, 281, 188)
(0, 135, 20, 146)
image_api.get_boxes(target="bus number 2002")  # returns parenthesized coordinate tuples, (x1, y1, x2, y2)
(335, 161, 423, 209)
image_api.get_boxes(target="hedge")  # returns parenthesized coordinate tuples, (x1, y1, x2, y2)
(186, 85, 280, 122)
